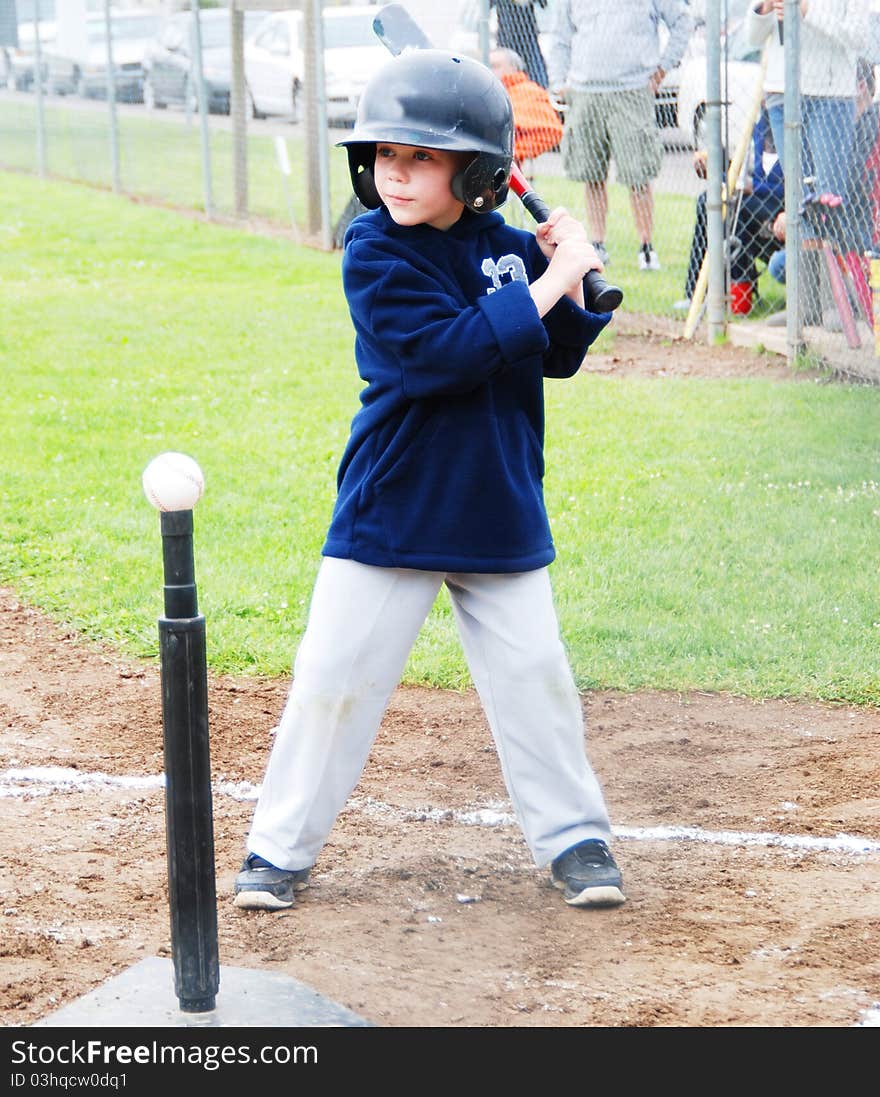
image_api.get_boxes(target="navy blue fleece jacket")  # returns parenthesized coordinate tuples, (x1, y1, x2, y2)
(321, 205, 610, 573)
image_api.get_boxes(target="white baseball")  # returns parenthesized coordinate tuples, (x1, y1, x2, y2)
(142, 452, 205, 512)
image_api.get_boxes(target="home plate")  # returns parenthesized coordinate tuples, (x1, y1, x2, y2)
(33, 958, 372, 1028)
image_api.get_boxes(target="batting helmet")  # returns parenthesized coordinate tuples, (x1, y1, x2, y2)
(337, 49, 514, 214)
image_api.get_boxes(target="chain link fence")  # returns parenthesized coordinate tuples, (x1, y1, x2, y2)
(1, 0, 878, 381)
(747, 0, 879, 383)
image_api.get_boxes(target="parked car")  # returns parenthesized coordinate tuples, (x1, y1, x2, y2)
(0, 0, 55, 89)
(0, 13, 66, 92)
(675, 0, 762, 153)
(45, 7, 162, 101)
(142, 7, 270, 114)
(244, 4, 388, 124)
(1, 18, 56, 91)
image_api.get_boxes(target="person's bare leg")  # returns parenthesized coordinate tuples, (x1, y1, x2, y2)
(630, 183, 653, 245)
(584, 180, 607, 244)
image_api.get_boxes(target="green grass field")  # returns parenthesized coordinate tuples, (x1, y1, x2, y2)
(1, 169, 877, 703)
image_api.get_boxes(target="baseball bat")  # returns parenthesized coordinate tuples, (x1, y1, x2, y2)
(802, 192, 861, 349)
(371, 3, 623, 313)
(507, 165, 623, 310)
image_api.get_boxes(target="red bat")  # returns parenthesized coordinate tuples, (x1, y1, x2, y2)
(370, 3, 624, 313)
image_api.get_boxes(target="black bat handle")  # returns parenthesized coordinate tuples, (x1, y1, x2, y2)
(519, 188, 624, 313)
(520, 187, 552, 223)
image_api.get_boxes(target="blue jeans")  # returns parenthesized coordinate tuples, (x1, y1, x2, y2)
(768, 247, 786, 283)
(767, 94, 856, 240)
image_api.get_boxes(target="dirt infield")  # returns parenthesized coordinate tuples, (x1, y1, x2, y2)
(2, 339, 879, 1030)
(2, 583, 879, 1030)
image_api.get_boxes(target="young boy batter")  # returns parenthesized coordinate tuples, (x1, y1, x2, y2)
(234, 49, 625, 912)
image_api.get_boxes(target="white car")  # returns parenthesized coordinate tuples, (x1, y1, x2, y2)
(45, 8, 163, 101)
(244, 4, 389, 124)
(1, 19, 57, 91)
(674, 0, 763, 153)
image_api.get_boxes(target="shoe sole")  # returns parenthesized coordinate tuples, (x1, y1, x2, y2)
(553, 880, 626, 907)
(233, 889, 296, 911)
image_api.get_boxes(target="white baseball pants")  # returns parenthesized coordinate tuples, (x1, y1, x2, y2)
(247, 557, 612, 871)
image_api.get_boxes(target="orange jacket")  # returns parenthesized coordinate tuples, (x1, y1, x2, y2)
(499, 71, 564, 163)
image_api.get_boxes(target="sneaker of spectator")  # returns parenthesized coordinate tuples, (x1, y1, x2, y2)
(638, 243, 661, 271)
(592, 241, 610, 267)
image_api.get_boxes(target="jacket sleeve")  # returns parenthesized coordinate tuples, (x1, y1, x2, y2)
(521, 233, 611, 378)
(343, 238, 551, 400)
(546, 0, 573, 89)
(744, 4, 774, 48)
(656, 0, 694, 73)
(541, 295, 611, 378)
(802, 0, 871, 55)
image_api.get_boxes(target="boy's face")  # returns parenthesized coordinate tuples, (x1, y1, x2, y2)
(373, 143, 470, 231)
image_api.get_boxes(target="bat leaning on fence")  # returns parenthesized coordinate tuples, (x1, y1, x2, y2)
(370, 3, 623, 313)
(800, 190, 866, 350)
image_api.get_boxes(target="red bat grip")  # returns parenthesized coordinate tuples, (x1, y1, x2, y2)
(511, 170, 623, 313)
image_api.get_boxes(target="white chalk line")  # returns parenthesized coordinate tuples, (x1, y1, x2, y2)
(2, 765, 880, 856)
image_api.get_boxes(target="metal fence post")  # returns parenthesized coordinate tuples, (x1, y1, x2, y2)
(304, 0, 331, 246)
(102, 0, 120, 194)
(33, 0, 46, 178)
(783, 0, 802, 363)
(190, 0, 214, 218)
(230, 3, 247, 218)
(477, 0, 490, 66)
(312, 0, 331, 250)
(705, 0, 725, 341)
(304, 1, 319, 237)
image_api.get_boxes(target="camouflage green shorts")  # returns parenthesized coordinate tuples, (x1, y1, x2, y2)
(562, 86, 662, 188)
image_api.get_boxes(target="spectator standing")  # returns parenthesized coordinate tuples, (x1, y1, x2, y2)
(745, 1, 870, 323)
(547, 0, 693, 271)
(766, 60, 879, 319)
(492, 0, 549, 87)
(845, 58, 880, 255)
(745, 1, 870, 229)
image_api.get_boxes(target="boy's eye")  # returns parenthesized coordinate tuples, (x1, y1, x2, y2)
(414, 150, 431, 161)
(377, 147, 394, 158)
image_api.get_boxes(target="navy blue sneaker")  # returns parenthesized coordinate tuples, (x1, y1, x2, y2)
(550, 839, 626, 907)
(233, 853, 311, 911)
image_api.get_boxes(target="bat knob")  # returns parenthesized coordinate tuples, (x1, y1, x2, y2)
(591, 284, 624, 312)
(584, 270, 624, 312)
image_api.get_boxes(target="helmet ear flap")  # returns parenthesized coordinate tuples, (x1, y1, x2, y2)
(347, 145, 382, 209)
(452, 155, 512, 213)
